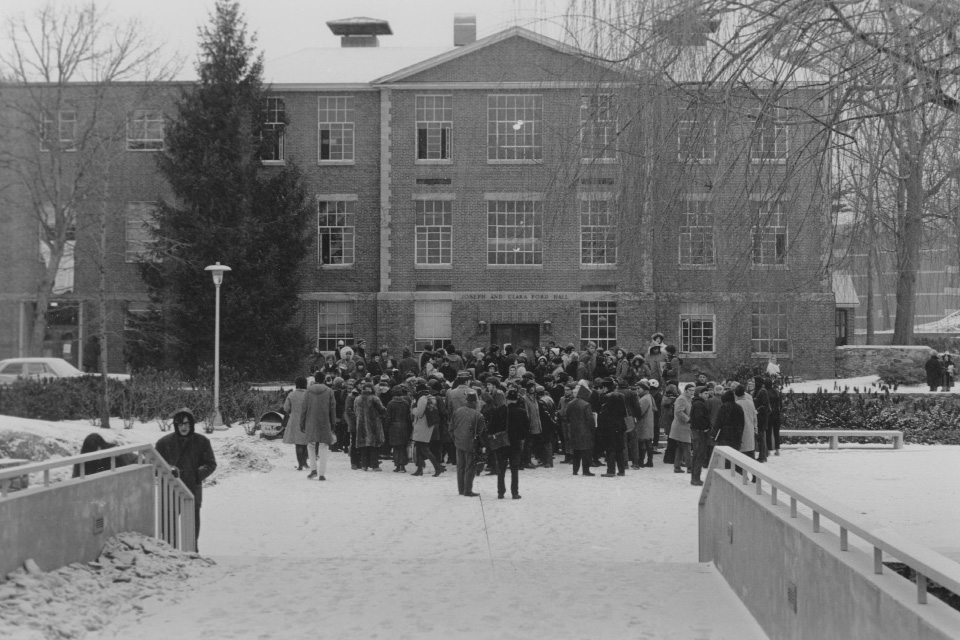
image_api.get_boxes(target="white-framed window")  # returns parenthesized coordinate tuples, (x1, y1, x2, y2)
(580, 94, 617, 162)
(752, 200, 787, 266)
(125, 202, 157, 262)
(487, 199, 542, 265)
(579, 197, 616, 265)
(751, 104, 788, 161)
(127, 109, 164, 151)
(677, 108, 716, 162)
(317, 301, 354, 353)
(487, 94, 542, 162)
(40, 110, 77, 151)
(679, 198, 715, 265)
(261, 97, 285, 162)
(318, 96, 354, 162)
(751, 302, 788, 353)
(318, 199, 356, 266)
(416, 95, 451, 161)
(415, 200, 452, 265)
(580, 301, 617, 351)
(414, 300, 452, 353)
(679, 303, 715, 353)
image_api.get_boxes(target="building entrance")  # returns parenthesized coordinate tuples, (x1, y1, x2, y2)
(491, 324, 540, 353)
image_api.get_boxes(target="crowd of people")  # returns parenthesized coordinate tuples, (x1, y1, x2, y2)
(282, 334, 784, 499)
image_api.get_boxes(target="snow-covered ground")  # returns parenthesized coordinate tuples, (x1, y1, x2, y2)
(1, 412, 958, 639)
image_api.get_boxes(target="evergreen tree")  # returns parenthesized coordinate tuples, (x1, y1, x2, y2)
(140, 0, 310, 379)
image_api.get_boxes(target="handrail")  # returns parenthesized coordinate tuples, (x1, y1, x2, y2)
(702, 446, 960, 606)
(0, 442, 196, 552)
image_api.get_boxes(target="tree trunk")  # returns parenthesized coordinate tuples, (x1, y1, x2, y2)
(892, 162, 924, 345)
(99, 206, 111, 429)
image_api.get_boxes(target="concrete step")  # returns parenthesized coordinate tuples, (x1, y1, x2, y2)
(102, 558, 768, 639)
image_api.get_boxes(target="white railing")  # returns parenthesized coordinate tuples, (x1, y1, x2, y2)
(701, 446, 960, 607)
(0, 443, 196, 553)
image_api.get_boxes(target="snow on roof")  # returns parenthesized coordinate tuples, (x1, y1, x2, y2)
(264, 46, 453, 86)
(914, 310, 960, 333)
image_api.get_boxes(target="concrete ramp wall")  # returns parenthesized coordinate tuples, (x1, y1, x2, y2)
(0, 465, 155, 577)
(700, 470, 960, 640)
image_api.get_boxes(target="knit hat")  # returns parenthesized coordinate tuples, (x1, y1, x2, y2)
(506, 389, 519, 402)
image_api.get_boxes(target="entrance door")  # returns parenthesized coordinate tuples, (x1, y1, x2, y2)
(491, 324, 541, 354)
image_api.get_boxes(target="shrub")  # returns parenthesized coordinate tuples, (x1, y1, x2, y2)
(876, 361, 926, 387)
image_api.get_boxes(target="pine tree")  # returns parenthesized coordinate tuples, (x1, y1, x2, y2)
(140, 0, 310, 379)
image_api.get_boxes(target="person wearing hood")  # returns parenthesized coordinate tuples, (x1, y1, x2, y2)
(646, 333, 667, 379)
(155, 408, 217, 543)
(561, 383, 596, 476)
(300, 372, 338, 480)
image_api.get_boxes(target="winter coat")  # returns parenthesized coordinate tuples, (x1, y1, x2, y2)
(560, 386, 595, 451)
(669, 393, 692, 443)
(752, 379, 770, 431)
(505, 402, 531, 445)
(523, 393, 542, 435)
(690, 396, 711, 434)
(282, 388, 309, 445)
(635, 392, 655, 440)
(344, 391, 359, 434)
(713, 392, 745, 450)
(615, 359, 630, 381)
(354, 389, 386, 447)
(736, 394, 757, 453)
(622, 388, 642, 434)
(411, 393, 435, 443)
(385, 396, 413, 446)
(451, 405, 486, 450)
(597, 390, 628, 450)
(926, 355, 943, 388)
(155, 409, 217, 506)
(660, 394, 677, 437)
(300, 383, 337, 445)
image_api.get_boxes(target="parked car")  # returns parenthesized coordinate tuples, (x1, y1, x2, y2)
(0, 358, 130, 385)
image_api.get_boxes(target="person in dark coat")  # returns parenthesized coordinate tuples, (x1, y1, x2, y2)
(450, 390, 486, 497)
(689, 387, 712, 486)
(499, 389, 529, 499)
(386, 386, 413, 472)
(561, 383, 595, 475)
(713, 390, 745, 475)
(942, 354, 955, 392)
(354, 383, 387, 471)
(765, 379, 782, 456)
(925, 353, 943, 392)
(598, 378, 628, 477)
(660, 384, 678, 464)
(751, 376, 771, 462)
(72, 432, 137, 478)
(155, 408, 217, 544)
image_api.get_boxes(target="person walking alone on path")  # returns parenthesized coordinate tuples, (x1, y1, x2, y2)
(281, 377, 310, 471)
(156, 408, 217, 546)
(299, 371, 337, 481)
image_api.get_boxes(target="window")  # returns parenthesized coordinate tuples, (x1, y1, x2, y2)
(752, 200, 787, 266)
(317, 302, 354, 353)
(127, 110, 164, 151)
(679, 199, 715, 265)
(318, 199, 356, 265)
(261, 97, 285, 162)
(580, 94, 617, 162)
(677, 108, 716, 162)
(414, 300, 452, 352)
(318, 96, 354, 162)
(487, 200, 542, 265)
(836, 309, 849, 347)
(125, 202, 157, 262)
(416, 95, 451, 161)
(39, 205, 74, 295)
(487, 95, 542, 161)
(751, 302, 788, 353)
(415, 200, 452, 265)
(751, 105, 788, 161)
(679, 303, 715, 353)
(580, 197, 616, 265)
(580, 301, 617, 351)
(40, 110, 76, 151)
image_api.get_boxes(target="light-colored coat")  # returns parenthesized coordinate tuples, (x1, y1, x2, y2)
(282, 388, 309, 445)
(737, 394, 757, 453)
(299, 383, 337, 445)
(411, 393, 434, 443)
(670, 393, 692, 443)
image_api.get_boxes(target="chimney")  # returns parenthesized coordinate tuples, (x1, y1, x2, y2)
(326, 17, 393, 48)
(454, 14, 477, 47)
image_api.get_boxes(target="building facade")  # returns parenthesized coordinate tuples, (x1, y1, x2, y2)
(0, 16, 839, 380)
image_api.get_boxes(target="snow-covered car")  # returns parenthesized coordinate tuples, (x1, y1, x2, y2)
(0, 357, 130, 385)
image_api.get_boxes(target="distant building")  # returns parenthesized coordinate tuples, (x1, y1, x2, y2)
(0, 15, 841, 379)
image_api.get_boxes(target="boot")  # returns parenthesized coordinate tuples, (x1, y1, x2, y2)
(411, 468, 424, 476)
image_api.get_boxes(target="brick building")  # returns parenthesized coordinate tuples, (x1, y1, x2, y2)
(0, 15, 839, 380)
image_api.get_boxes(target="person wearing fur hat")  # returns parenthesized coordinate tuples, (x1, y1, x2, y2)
(647, 333, 667, 379)
(156, 408, 217, 544)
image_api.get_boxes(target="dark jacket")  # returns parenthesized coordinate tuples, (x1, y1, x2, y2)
(925, 355, 943, 387)
(451, 404, 486, 450)
(713, 391, 745, 450)
(385, 395, 413, 446)
(155, 408, 217, 506)
(597, 389, 627, 449)
(506, 402, 530, 446)
(560, 386, 595, 451)
(690, 396, 712, 433)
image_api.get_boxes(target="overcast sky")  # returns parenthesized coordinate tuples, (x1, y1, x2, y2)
(2, 0, 574, 67)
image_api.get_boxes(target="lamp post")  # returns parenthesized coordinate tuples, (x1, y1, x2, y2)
(204, 262, 231, 429)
